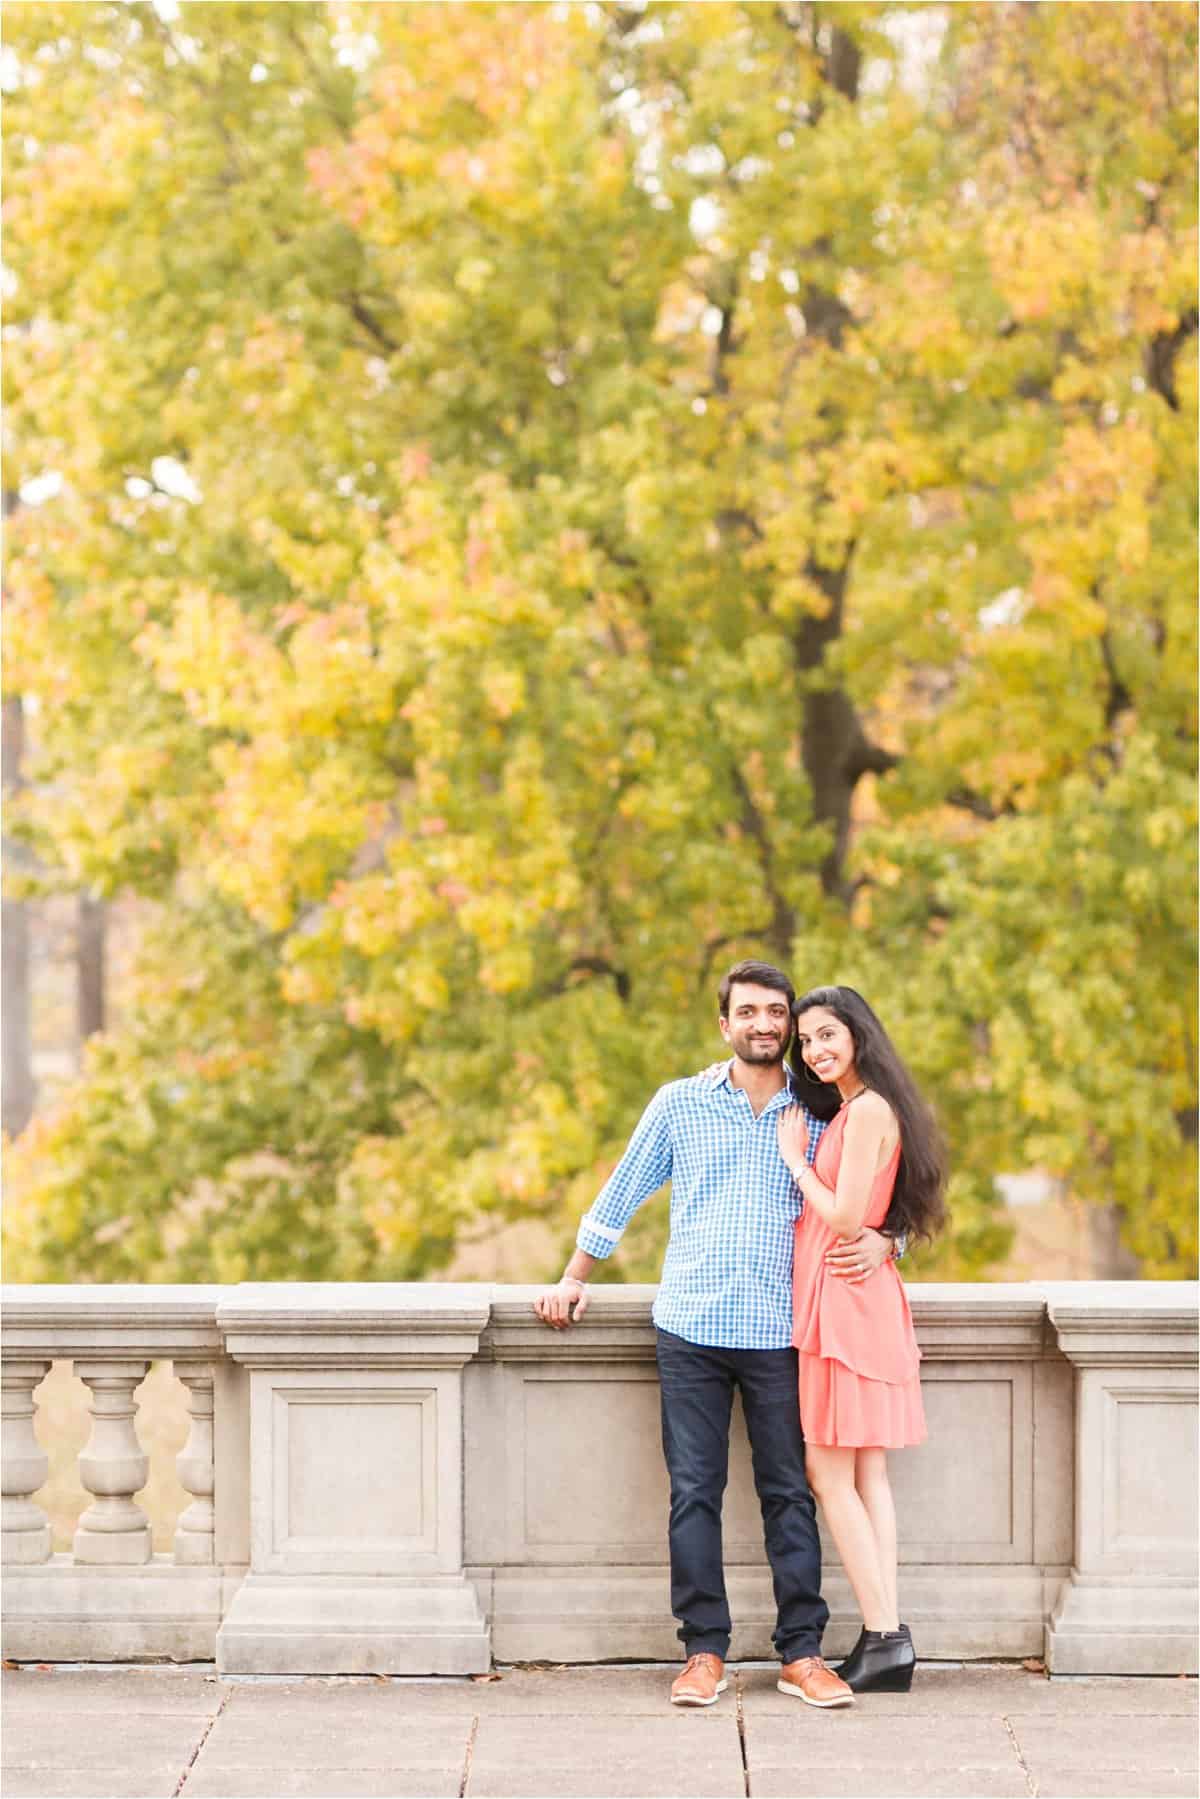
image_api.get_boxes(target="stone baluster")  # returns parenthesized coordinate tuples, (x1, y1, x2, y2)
(2, 1359, 52, 1565)
(173, 1365, 215, 1565)
(73, 1361, 152, 1564)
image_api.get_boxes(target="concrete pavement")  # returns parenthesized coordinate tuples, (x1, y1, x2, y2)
(2, 1662, 1195, 1799)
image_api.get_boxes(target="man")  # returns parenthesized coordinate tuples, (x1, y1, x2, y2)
(534, 959, 897, 1709)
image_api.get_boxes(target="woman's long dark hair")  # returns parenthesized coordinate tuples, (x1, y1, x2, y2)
(790, 985, 947, 1244)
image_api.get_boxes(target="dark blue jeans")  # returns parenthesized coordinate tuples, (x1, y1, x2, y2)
(655, 1327, 828, 1662)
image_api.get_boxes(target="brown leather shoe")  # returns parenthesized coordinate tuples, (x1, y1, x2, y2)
(670, 1652, 728, 1706)
(777, 1655, 855, 1707)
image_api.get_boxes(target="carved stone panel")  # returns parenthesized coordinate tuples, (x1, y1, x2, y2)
(251, 1371, 457, 1577)
(1102, 1378, 1199, 1570)
(887, 1365, 1034, 1564)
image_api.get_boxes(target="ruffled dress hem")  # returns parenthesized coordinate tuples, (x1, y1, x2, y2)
(797, 1351, 927, 1450)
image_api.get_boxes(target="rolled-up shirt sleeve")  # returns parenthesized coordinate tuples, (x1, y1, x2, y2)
(577, 1087, 673, 1260)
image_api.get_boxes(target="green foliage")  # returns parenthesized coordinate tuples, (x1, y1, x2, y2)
(3, 2, 1195, 1284)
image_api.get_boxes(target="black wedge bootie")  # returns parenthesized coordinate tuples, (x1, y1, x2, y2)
(836, 1628, 916, 1693)
(833, 1627, 868, 1677)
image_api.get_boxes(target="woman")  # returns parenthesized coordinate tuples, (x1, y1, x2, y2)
(777, 985, 946, 1695)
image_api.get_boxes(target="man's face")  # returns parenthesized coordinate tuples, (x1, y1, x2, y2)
(718, 982, 793, 1066)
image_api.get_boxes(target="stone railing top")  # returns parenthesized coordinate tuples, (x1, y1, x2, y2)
(214, 1282, 493, 1331)
(489, 1283, 660, 1312)
(484, 1282, 1059, 1359)
(1, 1281, 1194, 1369)
(489, 1282, 1053, 1308)
(1038, 1280, 1199, 1316)
(1038, 1281, 1199, 1365)
(2, 1284, 227, 1359)
(216, 1282, 494, 1369)
(483, 1284, 660, 1362)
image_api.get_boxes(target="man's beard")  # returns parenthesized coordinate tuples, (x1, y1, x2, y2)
(733, 1031, 789, 1065)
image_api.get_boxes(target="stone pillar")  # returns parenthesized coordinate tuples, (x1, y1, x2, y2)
(215, 1284, 493, 1675)
(2, 1360, 52, 1565)
(174, 1365, 216, 1566)
(72, 1361, 152, 1565)
(1044, 1282, 1199, 1674)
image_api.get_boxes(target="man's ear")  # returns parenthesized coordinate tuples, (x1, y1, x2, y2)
(717, 1014, 732, 1044)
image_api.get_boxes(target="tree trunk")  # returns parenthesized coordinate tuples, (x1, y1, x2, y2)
(794, 561, 897, 902)
(795, 563, 856, 898)
(77, 892, 107, 1050)
(2, 693, 36, 1136)
(786, 39, 900, 904)
(1086, 1200, 1141, 1280)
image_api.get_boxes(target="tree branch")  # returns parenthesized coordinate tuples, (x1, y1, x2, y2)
(844, 736, 898, 782)
(706, 270, 740, 397)
(344, 293, 400, 356)
(731, 767, 796, 958)
(537, 955, 631, 1004)
(1099, 628, 1134, 734)
(1145, 307, 1198, 412)
(944, 787, 1016, 821)
(824, 27, 861, 102)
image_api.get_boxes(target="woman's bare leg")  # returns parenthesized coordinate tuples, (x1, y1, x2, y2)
(854, 1448, 899, 1623)
(805, 1444, 896, 1631)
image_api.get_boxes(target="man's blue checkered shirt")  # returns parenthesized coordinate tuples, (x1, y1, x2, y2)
(576, 1062, 828, 1350)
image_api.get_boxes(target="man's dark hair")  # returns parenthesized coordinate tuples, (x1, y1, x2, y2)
(717, 959, 796, 1018)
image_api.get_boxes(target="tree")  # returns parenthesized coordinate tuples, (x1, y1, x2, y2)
(3, 2, 1195, 1285)
(2, 691, 36, 1138)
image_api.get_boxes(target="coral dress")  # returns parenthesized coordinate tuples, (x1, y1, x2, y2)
(792, 1100, 926, 1448)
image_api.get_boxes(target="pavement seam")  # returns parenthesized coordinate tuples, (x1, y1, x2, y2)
(459, 1712, 479, 1797)
(735, 1669, 751, 1798)
(173, 1685, 231, 1796)
(1002, 1713, 1038, 1797)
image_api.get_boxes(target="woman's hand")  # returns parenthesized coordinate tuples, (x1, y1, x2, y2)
(776, 1104, 810, 1177)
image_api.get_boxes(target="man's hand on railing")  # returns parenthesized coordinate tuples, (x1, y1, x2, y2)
(534, 1275, 591, 1329)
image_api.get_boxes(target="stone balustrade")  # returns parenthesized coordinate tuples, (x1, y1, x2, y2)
(2, 1282, 1196, 1677)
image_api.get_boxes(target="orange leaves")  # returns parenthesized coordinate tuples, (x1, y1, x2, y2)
(984, 201, 1108, 329)
(480, 663, 526, 721)
(333, 869, 440, 952)
(306, 3, 593, 241)
(137, 587, 264, 732)
(1013, 417, 1160, 611)
(137, 587, 397, 928)
(860, 266, 972, 371)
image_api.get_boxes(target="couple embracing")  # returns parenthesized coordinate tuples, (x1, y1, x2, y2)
(534, 959, 946, 1709)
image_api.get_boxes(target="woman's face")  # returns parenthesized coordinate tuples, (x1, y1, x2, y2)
(794, 1006, 858, 1086)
